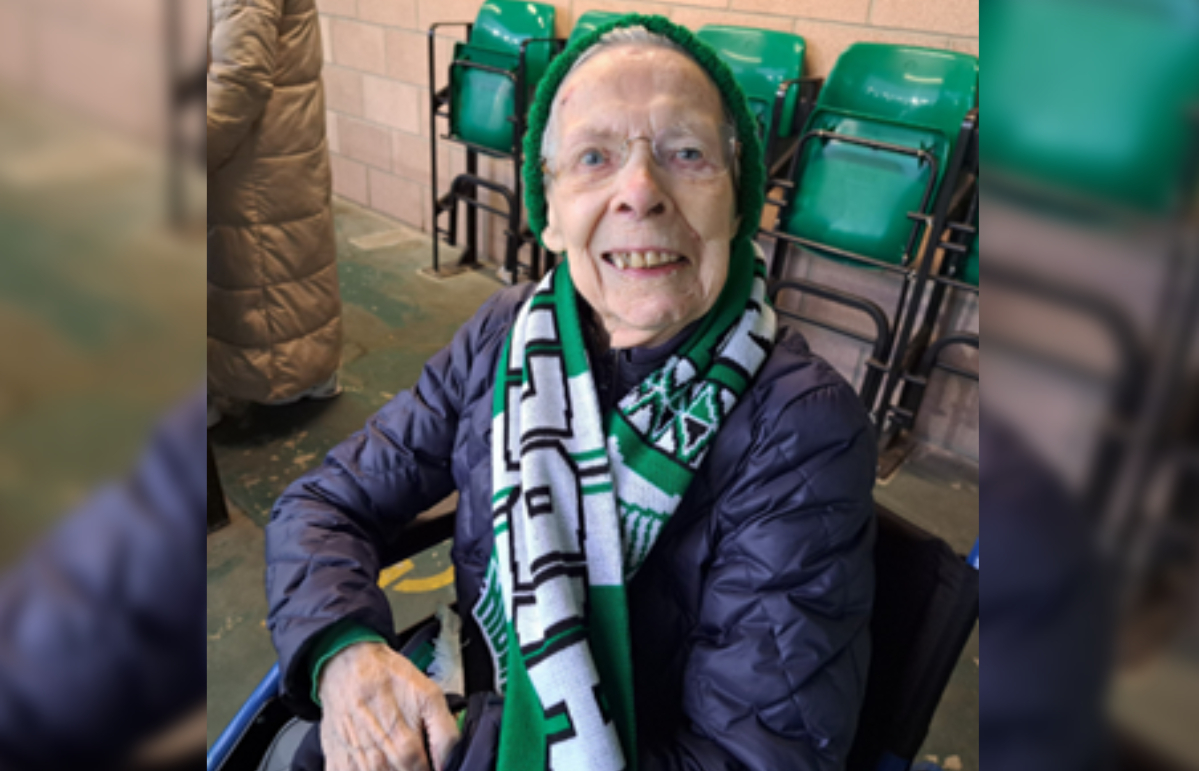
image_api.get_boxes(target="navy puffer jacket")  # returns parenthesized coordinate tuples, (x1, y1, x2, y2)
(0, 392, 207, 770)
(267, 285, 876, 770)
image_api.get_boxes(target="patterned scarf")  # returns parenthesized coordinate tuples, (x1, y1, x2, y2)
(472, 240, 776, 771)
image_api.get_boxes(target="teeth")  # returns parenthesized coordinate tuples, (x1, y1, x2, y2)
(608, 251, 681, 269)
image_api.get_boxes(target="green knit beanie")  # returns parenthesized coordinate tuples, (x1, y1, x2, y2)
(522, 14, 766, 252)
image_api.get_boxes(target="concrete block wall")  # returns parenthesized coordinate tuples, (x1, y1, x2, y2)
(319, 0, 978, 232)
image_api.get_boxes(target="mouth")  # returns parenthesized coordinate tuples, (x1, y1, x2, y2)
(601, 249, 689, 272)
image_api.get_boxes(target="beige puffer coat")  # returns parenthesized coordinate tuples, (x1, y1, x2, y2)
(207, 0, 342, 404)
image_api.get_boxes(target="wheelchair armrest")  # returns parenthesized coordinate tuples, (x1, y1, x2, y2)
(206, 508, 458, 771)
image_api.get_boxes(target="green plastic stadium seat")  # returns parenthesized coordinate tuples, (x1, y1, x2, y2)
(985, 0, 1199, 215)
(449, 0, 557, 154)
(568, 10, 622, 47)
(695, 26, 807, 146)
(779, 43, 978, 266)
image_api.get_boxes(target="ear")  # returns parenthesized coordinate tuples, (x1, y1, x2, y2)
(542, 200, 567, 254)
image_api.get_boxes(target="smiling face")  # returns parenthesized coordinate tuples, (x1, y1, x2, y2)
(541, 45, 738, 350)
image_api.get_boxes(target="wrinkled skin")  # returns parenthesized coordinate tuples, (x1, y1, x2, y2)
(318, 642, 459, 771)
(541, 45, 739, 350)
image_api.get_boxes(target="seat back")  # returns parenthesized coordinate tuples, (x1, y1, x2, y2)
(695, 25, 807, 141)
(846, 505, 979, 771)
(780, 44, 978, 266)
(568, 10, 622, 47)
(450, 0, 557, 154)
(450, 43, 521, 153)
(985, 0, 1199, 215)
(469, 0, 557, 59)
(819, 44, 978, 143)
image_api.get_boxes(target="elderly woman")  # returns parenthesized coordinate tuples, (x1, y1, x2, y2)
(266, 15, 875, 771)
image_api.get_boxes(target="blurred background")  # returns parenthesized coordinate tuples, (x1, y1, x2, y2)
(0, 0, 207, 768)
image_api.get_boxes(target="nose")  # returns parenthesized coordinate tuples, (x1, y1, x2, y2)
(610, 141, 670, 220)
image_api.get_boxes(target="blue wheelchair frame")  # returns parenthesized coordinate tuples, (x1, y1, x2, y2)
(208, 665, 281, 771)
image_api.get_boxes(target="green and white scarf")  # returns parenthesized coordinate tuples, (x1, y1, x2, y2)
(472, 240, 776, 771)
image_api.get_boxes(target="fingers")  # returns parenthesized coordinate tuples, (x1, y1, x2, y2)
(422, 692, 462, 771)
(330, 732, 429, 771)
(324, 703, 418, 771)
(389, 730, 433, 771)
(319, 643, 450, 771)
(322, 722, 353, 771)
(356, 745, 401, 771)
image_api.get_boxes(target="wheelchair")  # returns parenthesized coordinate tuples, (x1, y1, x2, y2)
(207, 504, 979, 771)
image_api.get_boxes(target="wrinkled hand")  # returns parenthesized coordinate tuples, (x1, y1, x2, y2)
(319, 641, 460, 771)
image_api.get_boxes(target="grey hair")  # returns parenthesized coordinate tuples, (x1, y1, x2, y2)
(541, 26, 740, 187)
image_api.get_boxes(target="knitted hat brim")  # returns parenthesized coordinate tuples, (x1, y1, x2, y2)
(521, 14, 766, 251)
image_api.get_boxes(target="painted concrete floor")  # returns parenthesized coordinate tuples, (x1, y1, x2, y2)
(206, 195, 980, 768)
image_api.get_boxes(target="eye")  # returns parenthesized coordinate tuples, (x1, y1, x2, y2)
(675, 146, 705, 163)
(578, 148, 607, 168)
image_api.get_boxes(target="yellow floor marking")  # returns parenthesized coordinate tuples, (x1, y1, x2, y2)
(378, 560, 415, 588)
(394, 566, 455, 593)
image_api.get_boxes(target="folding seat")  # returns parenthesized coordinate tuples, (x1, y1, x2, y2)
(875, 200, 979, 478)
(428, 0, 560, 282)
(447, 1, 558, 155)
(881, 0, 1199, 502)
(886, 0, 1199, 475)
(985, 0, 1199, 217)
(773, 43, 979, 269)
(762, 44, 978, 413)
(568, 10, 622, 47)
(694, 25, 818, 177)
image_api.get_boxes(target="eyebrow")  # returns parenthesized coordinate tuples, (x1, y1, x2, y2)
(560, 121, 716, 145)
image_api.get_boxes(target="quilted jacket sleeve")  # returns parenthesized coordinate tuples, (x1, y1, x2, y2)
(0, 392, 207, 771)
(207, 0, 282, 171)
(643, 381, 877, 771)
(265, 291, 517, 719)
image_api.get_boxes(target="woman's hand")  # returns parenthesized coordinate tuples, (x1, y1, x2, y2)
(318, 641, 460, 771)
